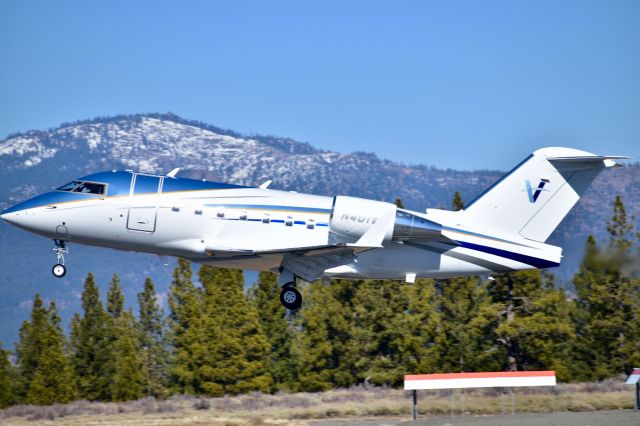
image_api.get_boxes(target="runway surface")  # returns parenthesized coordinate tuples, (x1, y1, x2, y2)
(311, 409, 638, 426)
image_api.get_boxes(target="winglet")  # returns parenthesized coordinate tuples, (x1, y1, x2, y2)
(167, 168, 181, 178)
(259, 180, 272, 189)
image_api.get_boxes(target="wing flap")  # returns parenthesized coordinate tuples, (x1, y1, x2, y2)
(206, 242, 378, 282)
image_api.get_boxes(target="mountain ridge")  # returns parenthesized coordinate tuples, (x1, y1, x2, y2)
(0, 113, 638, 346)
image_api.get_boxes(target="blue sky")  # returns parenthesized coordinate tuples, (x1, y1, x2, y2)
(1, 0, 638, 170)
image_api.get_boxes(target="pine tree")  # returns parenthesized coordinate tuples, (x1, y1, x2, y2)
(198, 266, 272, 395)
(490, 271, 576, 380)
(606, 195, 634, 251)
(16, 294, 49, 398)
(109, 310, 145, 401)
(405, 279, 445, 374)
(437, 277, 503, 373)
(251, 271, 295, 391)
(137, 277, 169, 397)
(107, 274, 124, 319)
(71, 273, 111, 400)
(452, 191, 464, 211)
(168, 258, 204, 394)
(169, 259, 200, 328)
(25, 302, 77, 405)
(0, 342, 17, 408)
(573, 232, 640, 380)
(348, 278, 442, 386)
(572, 196, 640, 380)
(294, 280, 355, 391)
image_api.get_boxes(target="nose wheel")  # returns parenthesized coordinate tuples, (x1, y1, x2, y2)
(279, 282, 302, 310)
(52, 240, 68, 278)
(52, 263, 66, 278)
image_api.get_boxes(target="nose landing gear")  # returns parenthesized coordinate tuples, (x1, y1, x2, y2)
(52, 240, 68, 278)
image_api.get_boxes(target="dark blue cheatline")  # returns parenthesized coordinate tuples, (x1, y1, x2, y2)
(456, 240, 559, 269)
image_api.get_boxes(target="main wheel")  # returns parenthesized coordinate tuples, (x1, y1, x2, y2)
(52, 263, 66, 278)
(280, 285, 302, 310)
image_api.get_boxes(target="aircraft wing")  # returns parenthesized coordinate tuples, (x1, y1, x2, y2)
(206, 209, 395, 282)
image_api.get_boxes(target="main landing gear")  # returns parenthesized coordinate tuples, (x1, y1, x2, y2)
(279, 282, 302, 310)
(279, 268, 302, 310)
(52, 239, 68, 278)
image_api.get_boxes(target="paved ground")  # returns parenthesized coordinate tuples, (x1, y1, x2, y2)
(311, 410, 639, 426)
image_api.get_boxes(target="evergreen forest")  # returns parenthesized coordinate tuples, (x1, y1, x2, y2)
(0, 194, 638, 408)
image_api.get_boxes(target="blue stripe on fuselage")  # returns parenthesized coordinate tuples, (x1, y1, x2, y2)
(454, 240, 559, 269)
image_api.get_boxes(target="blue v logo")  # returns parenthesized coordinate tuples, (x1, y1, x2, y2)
(525, 179, 550, 203)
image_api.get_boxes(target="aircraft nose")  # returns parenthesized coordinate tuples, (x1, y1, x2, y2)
(1, 210, 17, 224)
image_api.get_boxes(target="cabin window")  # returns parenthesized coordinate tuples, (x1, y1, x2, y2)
(285, 216, 293, 226)
(57, 180, 106, 195)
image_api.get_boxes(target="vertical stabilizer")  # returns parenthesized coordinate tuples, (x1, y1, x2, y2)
(460, 147, 624, 242)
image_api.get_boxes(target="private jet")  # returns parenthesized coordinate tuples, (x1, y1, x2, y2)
(0, 147, 626, 309)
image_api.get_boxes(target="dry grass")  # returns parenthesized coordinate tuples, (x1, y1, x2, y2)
(0, 381, 635, 426)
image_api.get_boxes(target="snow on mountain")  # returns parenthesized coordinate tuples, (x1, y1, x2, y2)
(0, 114, 504, 212)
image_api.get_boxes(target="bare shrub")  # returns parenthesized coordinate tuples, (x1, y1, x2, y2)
(275, 393, 317, 409)
(193, 398, 211, 410)
(26, 406, 58, 421)
(1, 404, 41, 419)
(132, 396, 179, 414)
(156, 400, 179, 413)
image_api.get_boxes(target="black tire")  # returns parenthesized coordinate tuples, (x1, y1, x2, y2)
(280, 285, 302, 310)
(52, 263, 66, 278)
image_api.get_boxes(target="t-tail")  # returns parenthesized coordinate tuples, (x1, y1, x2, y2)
(459, 147, 627, 243)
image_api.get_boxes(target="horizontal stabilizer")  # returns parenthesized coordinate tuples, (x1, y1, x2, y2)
(548, 155, 629, 168)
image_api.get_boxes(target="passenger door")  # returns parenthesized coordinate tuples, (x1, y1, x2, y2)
(127, 174, 161, 232)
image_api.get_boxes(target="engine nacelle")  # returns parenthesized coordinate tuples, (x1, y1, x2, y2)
(329, 196, 445, 245)
(392, 209, 443, 240)
(329, 196, 396, 244)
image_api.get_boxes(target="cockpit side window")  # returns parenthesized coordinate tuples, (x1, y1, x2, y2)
(57, 181, 84, 192)
(57, 180, 106, 195)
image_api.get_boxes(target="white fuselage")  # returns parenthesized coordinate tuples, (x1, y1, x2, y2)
(1, 171, 562, 281)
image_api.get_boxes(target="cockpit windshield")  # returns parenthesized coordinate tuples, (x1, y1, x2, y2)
(57, 180, 106, 195)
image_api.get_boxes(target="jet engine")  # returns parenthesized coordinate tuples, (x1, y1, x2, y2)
(328, 196, 443, 245)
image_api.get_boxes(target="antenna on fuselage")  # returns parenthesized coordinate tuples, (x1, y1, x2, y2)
(166, 168, 181, 178)
(259, 179, 272, 189)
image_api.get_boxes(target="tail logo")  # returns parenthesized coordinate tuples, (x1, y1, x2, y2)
(525, 179, 550, 203)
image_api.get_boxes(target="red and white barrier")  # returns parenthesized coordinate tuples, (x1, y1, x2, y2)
(404, 370, 556, 390)
(625, 368, 640, 385)
(626, 368, 640, 411)
(404, 370, 557, 420)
